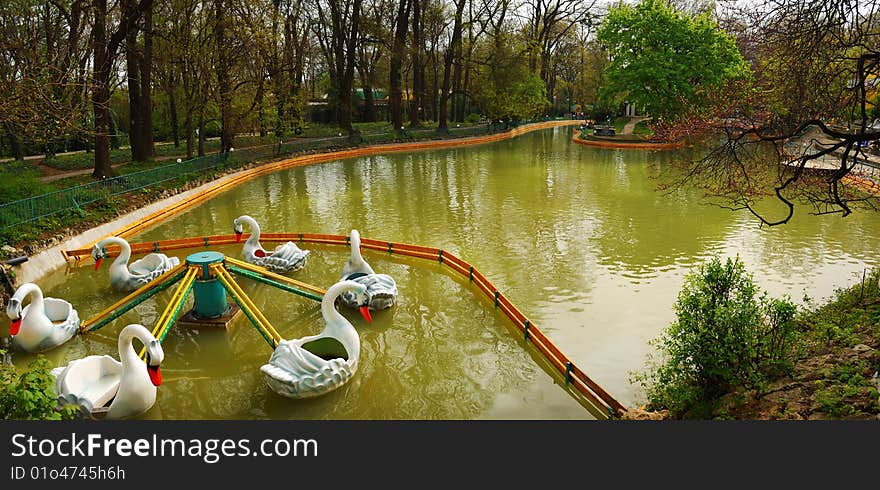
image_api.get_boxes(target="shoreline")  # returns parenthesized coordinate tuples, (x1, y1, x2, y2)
(9, 120, 581, 286)
(571, 130, 685, 150)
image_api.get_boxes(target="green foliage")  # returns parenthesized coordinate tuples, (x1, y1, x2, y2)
(0, 162, 53, 203)
(596, 0, 750, 120)
(633, 257, 798, 417)
(471, 34, 549, 120)
(801, 269, 880, 349)
(814, 362, 880, 418)
(0, 352, 75, 420)
(465, 113, 482, 124)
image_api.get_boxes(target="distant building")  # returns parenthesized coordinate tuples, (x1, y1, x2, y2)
(621, 100, 640, 117)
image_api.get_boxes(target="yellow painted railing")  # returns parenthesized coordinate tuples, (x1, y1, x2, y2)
(213, 263, 281, 348)
(225, 256, 326, 297)
(64, 232, 627, 417)
(139, 266, 198, 359)
(80, 262, 186, 332)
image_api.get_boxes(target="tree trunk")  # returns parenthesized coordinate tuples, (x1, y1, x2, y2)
(169, 78, 180, 148)
(409, 0, 423, 127)
(438, 1, 464, 132)
(256, 79, 266, 138)
(389, 0, 411, 132)
(140, 4, 154, 157)
(460, 61, 470, 122)
(215, 0, 234, 152)
(197, 110, 206, 157)
(363, 85, 376, 122)
(291, 22, 308, 130)
(185, 109, 193, 158)
(357, 52, 376, 122)
(92, 0, 113, 179)
(109, 112, 120, 150)
(327, 0, 361, 136)
(3, 123, 24, 161)
(273, 6, 285, 138)
(125, 28, 145, 161)
(430, 45, 439, 122)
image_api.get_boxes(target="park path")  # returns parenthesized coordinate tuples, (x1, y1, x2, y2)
(621, 116, 650, 135)
(39, 162, 130, 183)
(36, 138, 278, 183)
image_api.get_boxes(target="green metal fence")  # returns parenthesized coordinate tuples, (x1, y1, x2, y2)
(0, 152, 231, 229)
(0, 118, 560, 230)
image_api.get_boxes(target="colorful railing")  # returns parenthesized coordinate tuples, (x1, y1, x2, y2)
(63, 232, 627, 418)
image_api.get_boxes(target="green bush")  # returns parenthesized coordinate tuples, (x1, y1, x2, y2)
(633, 257, 798, 417)
(0, 352, 75, 420)
(465, 113, 481, 124)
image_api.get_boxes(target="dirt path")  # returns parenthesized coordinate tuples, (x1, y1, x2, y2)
(621, 116, 650, 135)
(39, 161, 131, 183)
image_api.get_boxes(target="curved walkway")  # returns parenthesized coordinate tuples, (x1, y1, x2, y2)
(621, 116, 650, 135)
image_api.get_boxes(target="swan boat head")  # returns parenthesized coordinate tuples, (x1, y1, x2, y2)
(233, 217, 246, 243)
(346, 282, 373, 323)
(342, 229, 376, 279)
(6, 296, 23, 335)
(91, 243, 107, 270)
(144, 335, 165, 387)
(233, 215, 266, 256)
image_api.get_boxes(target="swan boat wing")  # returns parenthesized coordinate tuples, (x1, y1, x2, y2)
(260, 338, 355, 399)
(340, 273, 398, 310)
(52, 355, 122, 417)
(129, 253, 180, 275)
(256, 241, 309, 273)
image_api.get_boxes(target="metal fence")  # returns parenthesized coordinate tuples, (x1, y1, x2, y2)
(0, 119, 557, 230)
(0, 152, 232, 229)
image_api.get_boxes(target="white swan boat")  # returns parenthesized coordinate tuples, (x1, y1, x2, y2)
(339, 229, 398, 311)
(261, 280, 371, 398)
(234, 215, 309, 273)
(93, 236, 180, 292)
(52, 324, 164, 419)
(6, 282, 80, 353)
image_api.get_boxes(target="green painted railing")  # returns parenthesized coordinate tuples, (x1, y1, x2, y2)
(0, 152, 231, 229)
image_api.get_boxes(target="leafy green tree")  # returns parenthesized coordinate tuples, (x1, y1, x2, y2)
(1, 352, 75, 420)
(471, 33, 549, 121)
(596, 0, 749, 120)
(633, 257, 798, 417)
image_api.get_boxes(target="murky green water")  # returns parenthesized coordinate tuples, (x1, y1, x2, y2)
(23, 127, 880, 419)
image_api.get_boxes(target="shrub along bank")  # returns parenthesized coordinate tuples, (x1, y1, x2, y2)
(632, 257, 880, 420)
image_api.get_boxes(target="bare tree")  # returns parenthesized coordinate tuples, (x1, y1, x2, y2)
(389, 0, 411, 132)
(669, 0, 880, 226)
(0, 1, 92, 161)
(314, 0, 363, 137)
(437, 0, 466, 132)
(355, 0, 390, 123)
(519, 0, 597, 104)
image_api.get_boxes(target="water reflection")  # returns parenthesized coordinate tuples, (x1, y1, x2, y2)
(24, 127, 880, 415)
